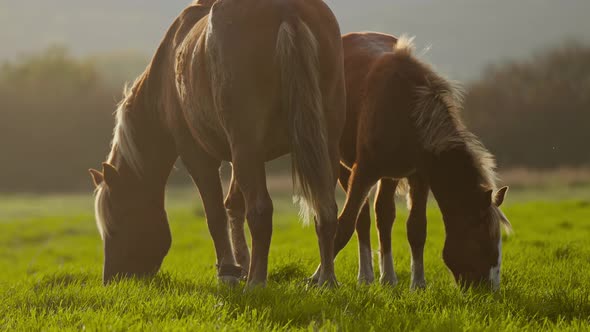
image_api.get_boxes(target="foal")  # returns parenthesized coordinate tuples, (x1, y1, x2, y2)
(322, 32, 512, 289)
(89, 0, 345, 287)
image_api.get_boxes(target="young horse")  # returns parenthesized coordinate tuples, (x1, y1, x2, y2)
(89, 0, 346, 287)
(224, 32, 511, 288)
(320, 32, 512, 289)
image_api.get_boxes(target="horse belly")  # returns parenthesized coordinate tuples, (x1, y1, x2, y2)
(177, 57, 233, 159)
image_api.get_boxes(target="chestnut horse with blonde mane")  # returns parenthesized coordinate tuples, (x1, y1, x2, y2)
(229, 32, 512, 289)
(89, 0, 345, 287)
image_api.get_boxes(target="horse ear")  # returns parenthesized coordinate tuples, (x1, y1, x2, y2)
(495, 186, 509, 207)
(102, 163, 121, 188)
(89, 169, 104, 187)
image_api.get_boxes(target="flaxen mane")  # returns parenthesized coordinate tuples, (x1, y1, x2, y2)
(107, 82, 145, 177)
(94, 183, 110, 239)
(394, 37, 511, 232)
(94, 79, 146, 239)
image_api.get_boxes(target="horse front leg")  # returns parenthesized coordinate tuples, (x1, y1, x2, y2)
(224, 171, 250, 279)
(180, 150, 241, 285)
(407, 174, 429, 290)
(310, 162, 378, 284)
(374, 178, 399, 286)
(340, 164, 375, 285)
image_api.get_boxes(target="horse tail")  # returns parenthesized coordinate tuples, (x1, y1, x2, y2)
(275, 18, 333, 225)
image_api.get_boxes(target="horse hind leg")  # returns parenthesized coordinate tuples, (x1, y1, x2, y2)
(231, 149, 273, 287)
(374, 178, 399, 286)
(406, 174, 429, 289)
(305, 144, 340, 287)
(224, 172, 250, 279)
(313, 199, 339, 286)
(275, 17, 344, 287)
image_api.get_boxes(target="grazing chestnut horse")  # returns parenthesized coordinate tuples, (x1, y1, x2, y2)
(229, 32, 511, 289)
(89, 0, 346, 287)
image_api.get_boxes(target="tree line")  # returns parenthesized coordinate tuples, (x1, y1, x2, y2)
(1, 43, 588, 192)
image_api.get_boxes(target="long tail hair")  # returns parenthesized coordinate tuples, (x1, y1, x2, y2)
(275, 18, 334, 224)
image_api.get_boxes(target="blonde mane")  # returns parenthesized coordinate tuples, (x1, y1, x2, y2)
(413, 76, 512, 232)
(94, 81, 145, 239)
(413, 76, 498, 187)
(396, 38, 511, 232)
(107, 84, 145, 177)
(94, 184, 111, 239)
(393, 35, 416, 56)
(404, 42, 497, 190)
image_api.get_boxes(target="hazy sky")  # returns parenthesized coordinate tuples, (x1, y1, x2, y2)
(2, 0, 590, 80)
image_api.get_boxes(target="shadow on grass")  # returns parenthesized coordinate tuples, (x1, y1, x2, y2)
(145, 262, 393, 329)
(29, 263, 590, 329)
(32, 270, 94, 290)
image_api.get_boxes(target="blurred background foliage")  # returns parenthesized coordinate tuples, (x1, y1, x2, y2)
(0, 41, 589, 192)
(464, 41, 590, 169)
(0, 46, 129, 192)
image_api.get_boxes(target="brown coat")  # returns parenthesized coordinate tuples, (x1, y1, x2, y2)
(90, 0, 346, 287)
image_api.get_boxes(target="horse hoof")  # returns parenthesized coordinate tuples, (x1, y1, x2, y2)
(410, 279, 427, 290)
(217, 264, 243, 286)
(305, 279, 318, 288)
(218, 275, 240, 286)
(318, 276, 339, 288)
(244, 280, 267, 291)
(380, 274, 398, 287)
(306, 270, 321, 286)
(239, 269, 249, 281)
(358, 276, 375, 285)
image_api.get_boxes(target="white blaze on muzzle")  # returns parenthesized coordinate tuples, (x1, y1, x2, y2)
(490, 235, 502, 291)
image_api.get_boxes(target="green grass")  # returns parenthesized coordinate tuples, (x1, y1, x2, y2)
(1, 186, 590, 331)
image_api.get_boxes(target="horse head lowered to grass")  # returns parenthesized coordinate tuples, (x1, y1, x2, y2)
(89, 0, 346, 286)
(327, 32, 513, 290)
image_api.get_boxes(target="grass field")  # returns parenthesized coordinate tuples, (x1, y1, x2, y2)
(1, 183, 590, 331)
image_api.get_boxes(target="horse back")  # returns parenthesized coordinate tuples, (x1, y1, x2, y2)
(201, 0, 344, 158)
(341, 32, 429, 173)
(339, 33, 397, 165)
(342, 32, 399, 123)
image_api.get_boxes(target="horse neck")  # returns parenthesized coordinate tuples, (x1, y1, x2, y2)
(427, 145, 490, 217)
(108, 80, 177, 194)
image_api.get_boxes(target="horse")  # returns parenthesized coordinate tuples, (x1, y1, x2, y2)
(228, 32, 512, 290)
(326, 32, 512, 289)
(88, 0, 346, 287)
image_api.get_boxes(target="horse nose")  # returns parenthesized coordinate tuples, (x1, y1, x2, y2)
(102, 263, 161, 285)
(490, 265, 501, 291)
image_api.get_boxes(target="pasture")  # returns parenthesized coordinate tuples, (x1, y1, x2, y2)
(1, 183, 590, 331)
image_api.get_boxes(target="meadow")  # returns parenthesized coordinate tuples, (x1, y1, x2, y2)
(1, 183, 590, 331)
